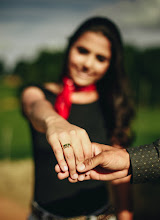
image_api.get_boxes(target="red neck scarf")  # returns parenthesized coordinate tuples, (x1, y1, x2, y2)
(55, 76, 96, 119)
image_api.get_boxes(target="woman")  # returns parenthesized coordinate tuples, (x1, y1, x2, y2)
(22, 16, 134, 220)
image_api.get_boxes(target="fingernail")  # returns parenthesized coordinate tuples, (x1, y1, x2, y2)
(85, 171, 90, 175)
(78, 163, 85, 171)
(78, 175, 85, 181)
(72, 173, 78, 179)
(63, 166, 68, 171)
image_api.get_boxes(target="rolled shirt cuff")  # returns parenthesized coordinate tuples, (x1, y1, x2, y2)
(126, 139, 160, 184)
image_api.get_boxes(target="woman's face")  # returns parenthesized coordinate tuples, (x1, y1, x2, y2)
(68, 31, 112, 86)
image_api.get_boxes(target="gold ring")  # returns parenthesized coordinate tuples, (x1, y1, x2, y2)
(63, 143, 71, 149)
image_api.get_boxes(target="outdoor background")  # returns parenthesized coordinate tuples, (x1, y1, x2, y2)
(0, 0, 160, 219)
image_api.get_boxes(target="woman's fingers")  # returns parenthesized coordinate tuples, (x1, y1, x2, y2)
(62, 145, 78, 180)
(55, 164, 70, 180)
(57, 171, 70, 180)
(55, 163, 90, 182)
(78, 129, 92, 159)
(48, 135, 68, 172)
(68, 172, 91, 183)
(55, 164, 61, 173)
(48, 131, 78, 180)
(69, 129, 92, 181)
(59, 132, 78, 180)
(69, 130, 86, 180)
(70, 130, 84, 165)
(48, 125, 93, 181)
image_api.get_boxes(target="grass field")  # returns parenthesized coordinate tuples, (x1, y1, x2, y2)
(0, 108, 32, 159)
(132, 107, 160, 146)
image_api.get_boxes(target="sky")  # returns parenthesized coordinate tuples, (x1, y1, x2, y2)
(0, 0, 160, 68)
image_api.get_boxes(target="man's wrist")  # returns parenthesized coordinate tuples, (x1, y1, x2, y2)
(123, 149, 131, 174)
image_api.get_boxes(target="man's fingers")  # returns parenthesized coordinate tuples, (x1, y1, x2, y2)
(89, 169, 129, 181)
(77, 153, 102, 172)
(92, 143, 113, 155)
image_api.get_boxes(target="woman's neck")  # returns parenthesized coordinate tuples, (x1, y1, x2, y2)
(71, 90, 99, 104)
(44, 82, 99, 104)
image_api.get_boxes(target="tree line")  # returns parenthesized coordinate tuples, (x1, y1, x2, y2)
(0, 45, 160, 107)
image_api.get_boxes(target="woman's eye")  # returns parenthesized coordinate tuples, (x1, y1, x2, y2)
(77, 47, 88, 54)
(97, 55, 107, 62)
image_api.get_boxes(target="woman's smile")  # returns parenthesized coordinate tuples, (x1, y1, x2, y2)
(68, 31, 112, 86)
(74, 66, 95, 78)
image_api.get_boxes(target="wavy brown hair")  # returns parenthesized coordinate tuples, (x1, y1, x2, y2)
(60, 16, 135, 147)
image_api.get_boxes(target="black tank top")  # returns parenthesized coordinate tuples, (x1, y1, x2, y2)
(28, 86, 110, 217)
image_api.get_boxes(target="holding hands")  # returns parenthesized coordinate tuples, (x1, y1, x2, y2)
(77, 143, 131, 181)
(56, 143, 131, 182)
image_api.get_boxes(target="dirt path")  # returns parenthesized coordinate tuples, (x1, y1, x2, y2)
(0, 197, 30, 220)
(0, 159, 33, 220)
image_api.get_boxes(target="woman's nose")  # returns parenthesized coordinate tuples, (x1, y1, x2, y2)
(83, 55, 94, 69)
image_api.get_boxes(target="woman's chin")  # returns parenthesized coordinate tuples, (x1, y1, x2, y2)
(72, 77, 93, 87)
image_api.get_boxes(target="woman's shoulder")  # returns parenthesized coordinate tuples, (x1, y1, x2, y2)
(44, 82, 62, 95)
(21, 82, 62, 101)
(22, 82, 62, 95)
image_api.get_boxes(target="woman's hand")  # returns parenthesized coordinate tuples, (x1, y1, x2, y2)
(46, 116, 92, 181)
(22, 86, 92, 181)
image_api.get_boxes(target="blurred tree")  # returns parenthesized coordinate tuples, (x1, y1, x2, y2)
(0, 60, 5, 77)
(140, 47, 160, 107)
(124, 45, 141, 105)
(124, 45, 160, 107)
(13, 60, 30, 82)
(33, 50, 64, 83)
(12, 50, 64, 85)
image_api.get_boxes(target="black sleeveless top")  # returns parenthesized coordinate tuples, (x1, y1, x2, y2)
(28, 86, 110, 217)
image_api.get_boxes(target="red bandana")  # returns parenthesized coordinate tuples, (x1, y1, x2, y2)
(54, 76, 96, 119)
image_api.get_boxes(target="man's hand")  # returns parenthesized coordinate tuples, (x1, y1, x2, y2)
(76, 143, 131, 181)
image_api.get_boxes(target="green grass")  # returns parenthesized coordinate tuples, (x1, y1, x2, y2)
(0, 108, 32, 159)
(132, 107, 160, 146)
(0, 81, 19, 99)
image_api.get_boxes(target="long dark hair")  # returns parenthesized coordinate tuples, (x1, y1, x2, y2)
(60, 16, 135, 147)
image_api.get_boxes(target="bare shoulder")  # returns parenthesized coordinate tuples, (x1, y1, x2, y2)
(44, 82, 62, 95)
(21, 86, 45, 104)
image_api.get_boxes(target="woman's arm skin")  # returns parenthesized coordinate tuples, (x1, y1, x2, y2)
(21, 86, 92, 180)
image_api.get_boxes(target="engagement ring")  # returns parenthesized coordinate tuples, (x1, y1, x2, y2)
(63, 143, 71, 149)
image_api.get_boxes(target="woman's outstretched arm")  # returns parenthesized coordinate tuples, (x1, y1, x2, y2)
(21, 86, 92, 181)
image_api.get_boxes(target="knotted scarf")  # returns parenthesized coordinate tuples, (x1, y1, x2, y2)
(54, 76, 96, 119)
